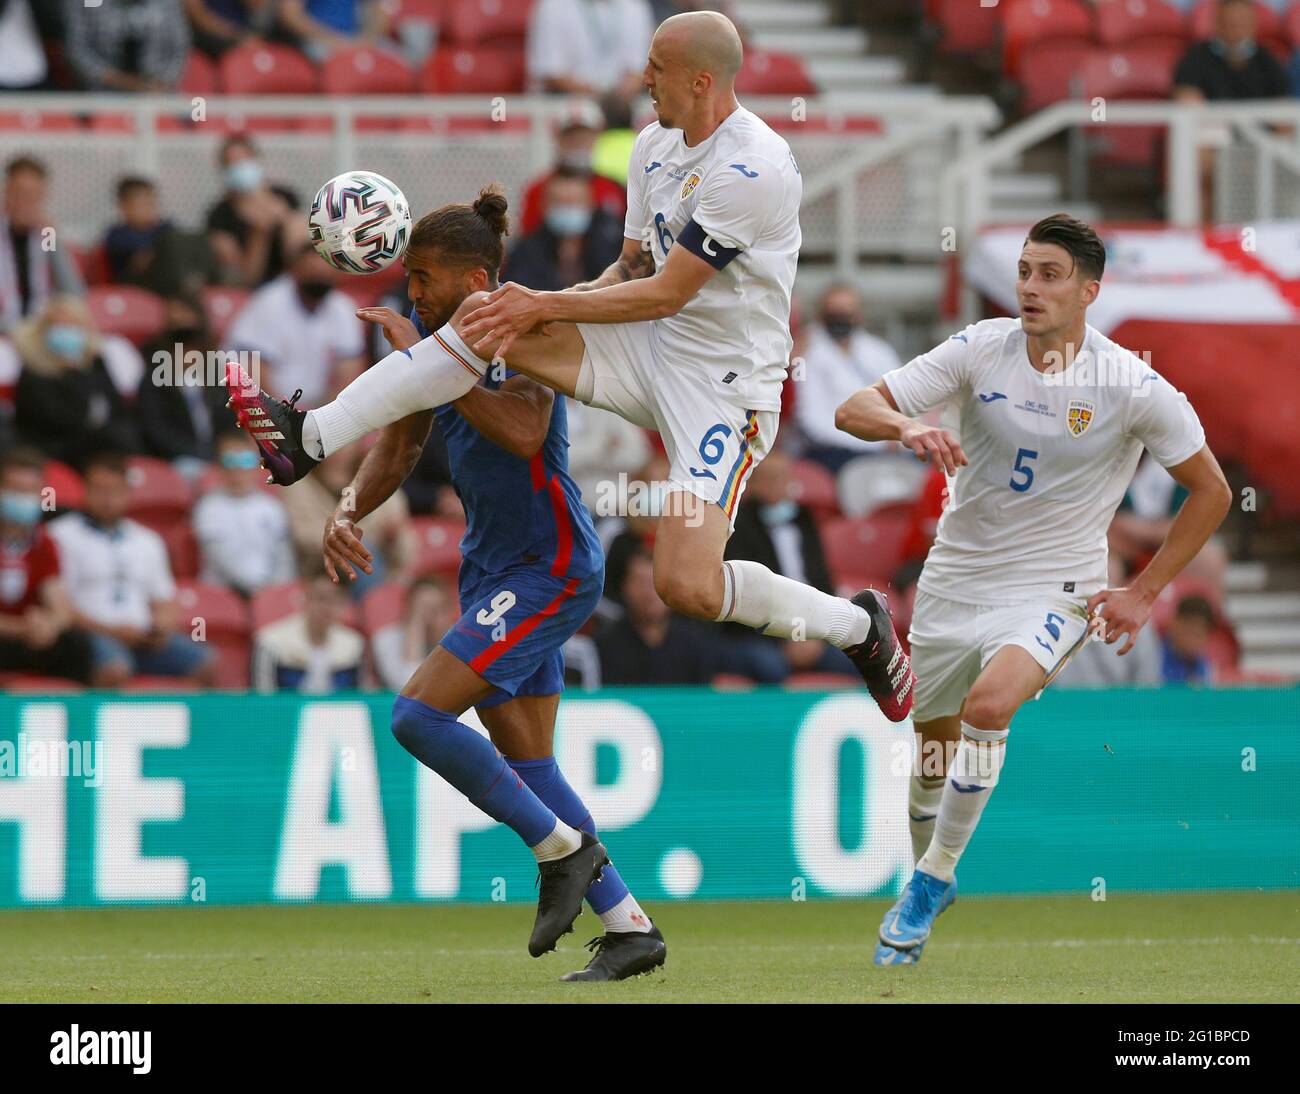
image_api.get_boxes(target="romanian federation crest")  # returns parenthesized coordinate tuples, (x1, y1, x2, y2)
(681, 167, 703, 199)
(1067, 398, 1095, 436)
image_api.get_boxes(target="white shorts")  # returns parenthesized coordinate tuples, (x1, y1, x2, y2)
(908, 590, 1092, 723)
(576, 320, 778, 528)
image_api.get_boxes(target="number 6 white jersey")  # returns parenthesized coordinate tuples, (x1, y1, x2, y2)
(623, 105, 802, 412)
(881, 317, 1206, 606)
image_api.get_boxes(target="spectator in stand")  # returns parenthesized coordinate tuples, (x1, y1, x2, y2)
(62, 0, 191, 92)
(370, 573, 461, 692)
(527, 0, 654, 107)
(278, 0, 391, 61)
(1160, 594, 1217, 685)
(104, 177, 171, 286)
(225, 240, 367, 404)
(183, 0, 275, 58)
(281, 444, 416, 598)
(136, 293, 231, 475)
(724, 445, 857, 681)
(793, 282, 902, 473)
(1174, 0, 1288, 220)
(504, 168, 626, 292)
(1058, 554, 1162, 688)
(48, 451, 215, 687)
(518, 103, 628, 236)
(1, 157, 84, 334)
(12, 295, 141, 470)
(595, 548, 730, 685)
(0, 0, 49, 91)
(194, 429, 296, 597)
(0, 447, 93, 683)
(205, 135, 300, 289)
(252, 573, 365, 692)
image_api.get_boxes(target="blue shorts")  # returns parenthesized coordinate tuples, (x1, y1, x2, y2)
(88, 631, 213, 677)
(440, 558, 602, 707)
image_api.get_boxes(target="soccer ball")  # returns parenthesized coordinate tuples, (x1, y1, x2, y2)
(308, 170, 411, 273)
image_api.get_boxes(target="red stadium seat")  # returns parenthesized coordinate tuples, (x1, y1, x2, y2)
(252, 580, 360, 631)
(819, 511, 912, 594)
(322, 45, 417, 94)
(1093, 0, 1187, 49)
(410, 517, 466, 578)
(788, 459, 839, 520)
(73, 243, 112, 286)
(200, 286, 251, 341)
(0, 111, 81, 132)
(175, 580, 251, 643)
(175, 579, 253, 688)
(1189, 0, 1287, 57)
(1017, 39, 1096, 113)
(1289, 4, 1300, 49)
(86, 286, 166, 346)
(361, 582, 407, 634)
(124, 456, 194, 526)
(931, 0, 1001, 54)
(158, 519, 199, 580)
(420, 45, 526, 93)
(1002, 0, 1096, 79)
(179, 49, 219, 96)
(218, 43, 320, 95)
(1081, 43, 1183, 165)
(735, 50, 817, 96)
(42, 459, 85, 514)
(443, 0, 533, 45)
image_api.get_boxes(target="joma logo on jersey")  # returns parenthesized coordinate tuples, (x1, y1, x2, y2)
(1067, 399, 1095, 436)
(681, 167, 704, 199)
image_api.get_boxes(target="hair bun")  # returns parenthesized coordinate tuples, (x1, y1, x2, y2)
(472, 185, 510, 237)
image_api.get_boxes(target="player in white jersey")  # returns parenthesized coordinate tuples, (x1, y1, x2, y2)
(226, 10, 916, 720)
(835, 214, 1232, 965)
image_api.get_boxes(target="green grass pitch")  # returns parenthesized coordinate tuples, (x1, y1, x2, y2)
(2, 891, 1295, 1003)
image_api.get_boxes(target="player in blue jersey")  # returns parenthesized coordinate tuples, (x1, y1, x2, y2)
(313, 190, 664, 980)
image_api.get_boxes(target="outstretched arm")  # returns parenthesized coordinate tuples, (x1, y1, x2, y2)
(569, 235, 657, 292)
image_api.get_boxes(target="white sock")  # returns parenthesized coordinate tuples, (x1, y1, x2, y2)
(530, 818, 583, 863)
(303, 322, 489, 459)
(598, 892, 653, 934)
(908, 775, 945, 865)
(917, 723, 1008, 882)
(716, 559, 872, 647)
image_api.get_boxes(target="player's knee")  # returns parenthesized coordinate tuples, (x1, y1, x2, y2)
(961, 690, 1015, 732)
(390, 695, 445, 754)
(653, 568, 719, 620)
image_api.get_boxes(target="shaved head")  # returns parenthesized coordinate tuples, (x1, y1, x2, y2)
(656, 10, 744, 83)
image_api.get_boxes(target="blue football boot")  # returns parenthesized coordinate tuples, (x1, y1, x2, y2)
(873, 868, 957, 966)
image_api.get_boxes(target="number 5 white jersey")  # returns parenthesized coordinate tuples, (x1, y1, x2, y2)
(881, 317, 1206, 606)
(623, 106, 802, 412)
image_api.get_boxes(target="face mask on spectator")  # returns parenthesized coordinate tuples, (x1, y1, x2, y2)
(559, 151, 593, 173)
(0, 491, 42, 528)
(546, 205, 592, 237)
(225, 159, 264, 193)
(44, 323, 87, 360)
(1211, 37, 1256, 59)
(220, 450, 261, 470)
(759, 499, 798, 526)
(822, 313, 857, 342)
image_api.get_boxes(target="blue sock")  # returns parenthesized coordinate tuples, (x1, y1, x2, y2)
(391, 696, 558, 847)
(508, 756, 632, 915)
